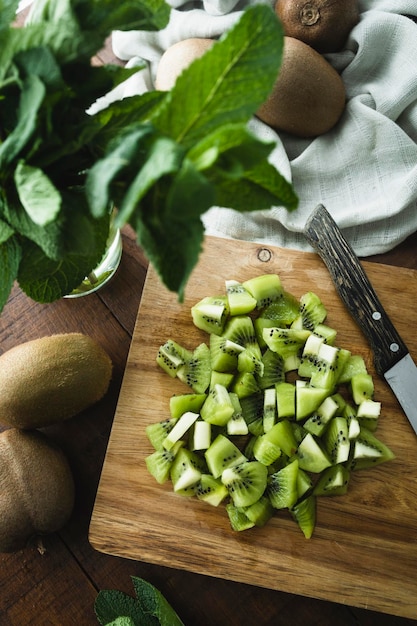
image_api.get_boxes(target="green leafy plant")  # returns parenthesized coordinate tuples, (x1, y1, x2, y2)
(0, 0, 297, 311)
(94, 576, 184, 626)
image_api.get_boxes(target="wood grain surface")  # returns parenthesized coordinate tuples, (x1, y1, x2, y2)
(89, 235, 417, 620)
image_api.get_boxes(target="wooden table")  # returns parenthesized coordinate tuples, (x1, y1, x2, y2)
(2, 8, 417, 626)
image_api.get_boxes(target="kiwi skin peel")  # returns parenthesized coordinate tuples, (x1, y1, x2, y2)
(0, 333, 112, 429)
(0, 428, 75, 553)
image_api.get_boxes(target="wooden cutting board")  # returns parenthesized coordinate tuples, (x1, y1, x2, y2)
(89, 235, 417, 620)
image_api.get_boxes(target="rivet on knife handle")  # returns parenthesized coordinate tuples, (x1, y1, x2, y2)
(304, 204, 408, 376)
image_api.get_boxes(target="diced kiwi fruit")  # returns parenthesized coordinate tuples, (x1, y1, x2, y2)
(267, 459, 299, 509)
(350, 372, 374, 405)
(163, 411, 199, 450)
(197, 474, 228, 506)
(226, 503, 255, 531)
(146, 442, 182, 484)
(225, 280, 257, 315)
(322, 417, 350, 464)
(313, 464, 350, 497)
(290, 494, 316, 539)
(170, 448, 206, 493)
(258, 349, 285, 390)
(156, 339, 192, 377)
(299, 292, 327, 330)
(200, 384, 234, 426)
(191, 296, 229, 335)
(177, 342, 211, 394)
(169, 393, 207, 419)
(263, 327, 311, 360)
(148, 274, 394, 537)
(205, 434, 247, 478)
(221, 461, 268, 508)
(209, 334, 243, 372)
(242, 274, 283, 308)
(276, 381, 296, 418)
(297, 433, 332, 473)
(242, 495, 274, 527)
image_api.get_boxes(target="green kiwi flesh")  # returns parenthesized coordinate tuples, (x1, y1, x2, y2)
(150, 272, 394, 537)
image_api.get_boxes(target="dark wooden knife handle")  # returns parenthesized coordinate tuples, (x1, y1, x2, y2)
(304, 204, 409, 375)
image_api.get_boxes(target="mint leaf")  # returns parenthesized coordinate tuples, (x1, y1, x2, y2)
(151, 4, 284, 148)
(15, 162, 61, 226)
(94, 590, 156, 626)
(0, 74, 45, 169)
(0, 235, 21, 312)
(131, 577, 185, 626)
(17, 209, 110, 301)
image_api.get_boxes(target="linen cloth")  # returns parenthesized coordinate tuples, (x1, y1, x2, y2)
(107, 0, 417, 256)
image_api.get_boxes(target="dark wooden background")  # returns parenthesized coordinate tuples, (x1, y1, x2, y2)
(1, 8, 417, 626)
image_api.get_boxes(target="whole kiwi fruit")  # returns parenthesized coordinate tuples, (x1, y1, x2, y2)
(155, 37, 215, 91)
(256, 36, 345, 138)
(0, 333, 112, 429)
(0, 428, 75, 552)
(275, 0, 359, 53)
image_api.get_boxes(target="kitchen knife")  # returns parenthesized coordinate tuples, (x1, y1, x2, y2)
(304, 203, 417, 435)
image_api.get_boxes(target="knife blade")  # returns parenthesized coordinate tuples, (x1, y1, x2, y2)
(304, 203, 417, 435)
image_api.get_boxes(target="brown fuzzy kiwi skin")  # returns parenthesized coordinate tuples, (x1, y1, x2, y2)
(0, 428, 75, 553)
(155, 37, 215, 91)
(0, 333, 112, 429)
(275, 0, 360, 53)
(256, 36, 345, 138)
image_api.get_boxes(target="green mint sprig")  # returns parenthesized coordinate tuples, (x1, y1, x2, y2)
(0, 0, 297, 311)
(94, 576, 185, 626)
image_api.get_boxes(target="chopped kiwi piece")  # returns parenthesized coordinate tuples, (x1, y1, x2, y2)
(145, 442, 182, 484)
(170, 448, 206, 493)
(242, 274, 283, 308)
(226, 392, 248, 436)
(225, 280, 257, 315)
(210, 370, 234, 389)
(253, 433, 282, 466)
(149, 273, 394, 537)
(205, 434, 247, 478)
(349, 427, 395, 470)
(190, 420, 212, 451)
(276, 381, 296, 418)
(298, 333, 324, 378)
(258, 349, 285, 390)
(156, 339, 192, 377)
(267, 459, 299, 509)
(209, 334, 243, 372)
(200, 384, 234, 426)
(263, 387, 277, 432)
(197, 474, 228, 506)
(169, 393, 207, 419)
(299, 292, 327, 331)
(221, 460, 268, 508)
(322, 417, 350, 465)
(263, 327, 311, 360)
(177, 342, 211, 393)
(243, 495, 274, 527)
(296, 382, 329, 421)
(338, 354, 368, 385)
(313, 464, 350, 497)
(290, 494, 316, 539)
(226, 503, 255, 531)
(297, 433, 332, 473)
(146, 417, 178, 450)
(231, 371, 260, 399)
(350, 372, 374, 405)
(163, 411, 199, 451)
(191, 296, 229, 335)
